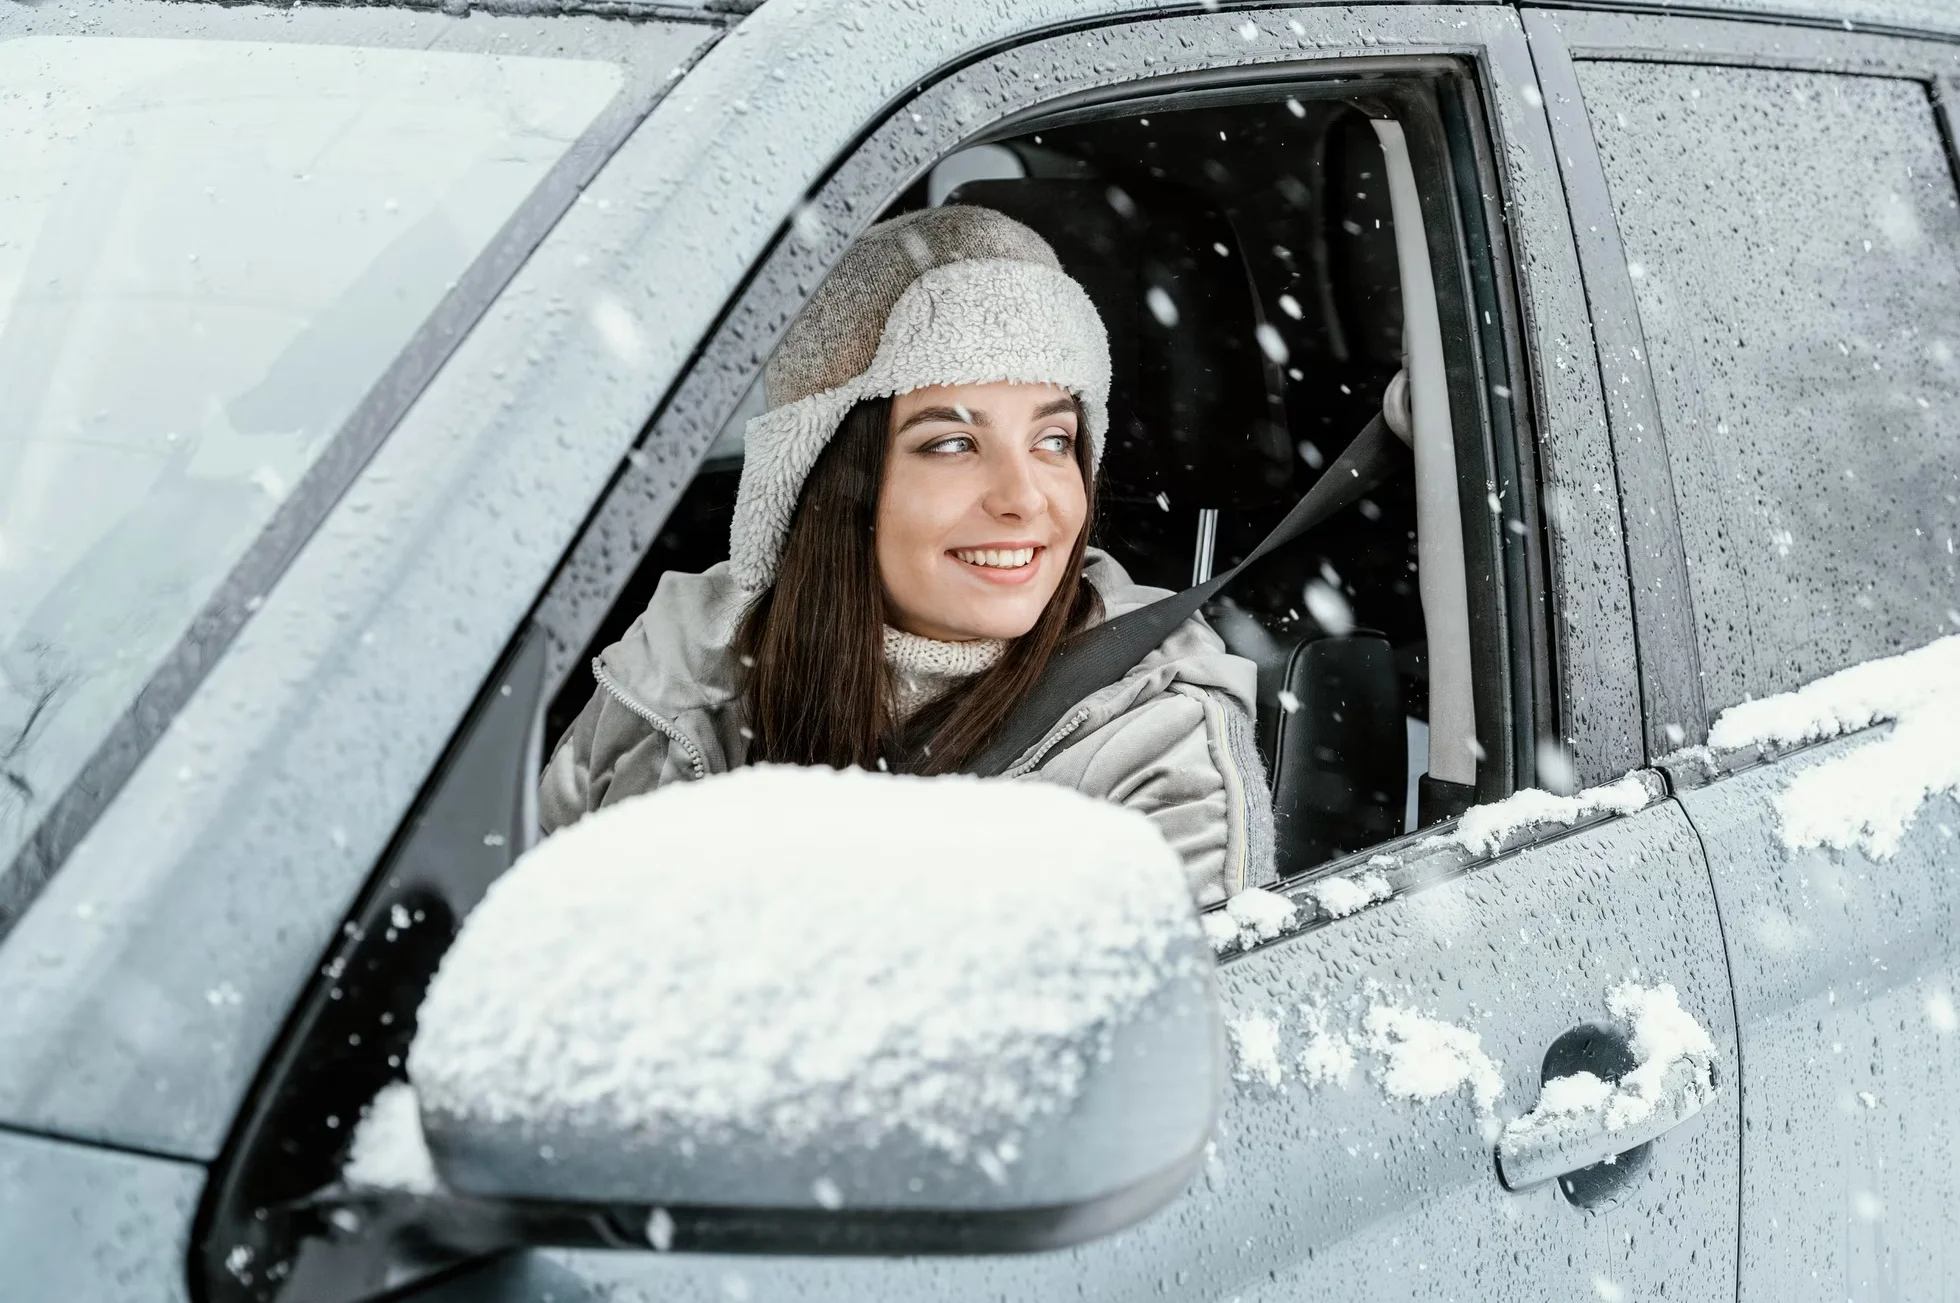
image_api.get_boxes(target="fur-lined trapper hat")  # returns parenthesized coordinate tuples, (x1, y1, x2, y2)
(728, 205, 1111, 591)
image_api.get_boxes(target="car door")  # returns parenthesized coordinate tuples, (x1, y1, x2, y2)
(391, 793, 1729, 1303)
(365, 5, 1743, 1301)
(1528, 8, 1960, 1299)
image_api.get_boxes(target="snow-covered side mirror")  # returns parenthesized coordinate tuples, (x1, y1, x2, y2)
(404, 765, 1223, 1255)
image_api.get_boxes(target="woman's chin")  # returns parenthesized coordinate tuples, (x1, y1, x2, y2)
(898, 560, 1061, 641)
(973, 617, 1043, 641)
(909, 599, 1046, 643)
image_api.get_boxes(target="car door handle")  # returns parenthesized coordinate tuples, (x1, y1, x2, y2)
(1496, 1045, 1717, 1192)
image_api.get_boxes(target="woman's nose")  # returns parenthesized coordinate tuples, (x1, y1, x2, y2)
(982, 450, 1047, 520)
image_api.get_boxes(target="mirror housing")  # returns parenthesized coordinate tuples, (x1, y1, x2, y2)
(403, 765, 1224, 1254)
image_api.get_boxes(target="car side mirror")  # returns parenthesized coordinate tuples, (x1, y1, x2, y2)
(396, 765, 1224, 1256)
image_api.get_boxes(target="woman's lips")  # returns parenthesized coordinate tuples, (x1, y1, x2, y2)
(948, 544, 1044, 585)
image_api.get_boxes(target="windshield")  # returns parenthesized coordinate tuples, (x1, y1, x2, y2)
(0, 36, 621, 864)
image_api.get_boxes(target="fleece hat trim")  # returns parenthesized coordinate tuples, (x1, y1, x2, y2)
(728, 218, 1112, 592)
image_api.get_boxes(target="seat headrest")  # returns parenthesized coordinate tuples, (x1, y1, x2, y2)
(945, 178, 1293, 510)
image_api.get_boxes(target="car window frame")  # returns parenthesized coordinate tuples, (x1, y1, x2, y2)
(0, 1, 727, 934)
(1522, 5, 1960, 759)
(532, 8, 1599, 848)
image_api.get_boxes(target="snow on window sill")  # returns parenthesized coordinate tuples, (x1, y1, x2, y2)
(1205, 773, 1664, 958)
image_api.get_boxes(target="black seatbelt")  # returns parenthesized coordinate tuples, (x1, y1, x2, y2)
(965, 413, 1410, 777)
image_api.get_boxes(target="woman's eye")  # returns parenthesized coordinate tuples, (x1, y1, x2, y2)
(1035, 429, 1075, 454)
(922, 434, 976, 456)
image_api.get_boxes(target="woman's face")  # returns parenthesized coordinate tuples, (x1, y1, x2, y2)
(876, 380, 1088, 642)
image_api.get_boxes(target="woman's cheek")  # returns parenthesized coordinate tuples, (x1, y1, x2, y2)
(1045, 468, 1089, 544)
(879, 471, 965, 592)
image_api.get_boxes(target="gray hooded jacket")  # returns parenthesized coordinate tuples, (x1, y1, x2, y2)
(540, 550, 1276, 903)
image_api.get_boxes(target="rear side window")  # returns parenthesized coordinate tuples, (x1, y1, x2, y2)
(1575, 61, 1960, 717)
(0, 37, 620, 865)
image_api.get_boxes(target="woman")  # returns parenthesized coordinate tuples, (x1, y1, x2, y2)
(541, 205, 1274, 903)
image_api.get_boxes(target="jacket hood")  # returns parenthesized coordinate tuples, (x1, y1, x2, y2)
(595, 562, 750, 720)
(593, 549, 1257, 763)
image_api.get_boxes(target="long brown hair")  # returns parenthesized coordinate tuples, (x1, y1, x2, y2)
(733, 394, 1101, 774)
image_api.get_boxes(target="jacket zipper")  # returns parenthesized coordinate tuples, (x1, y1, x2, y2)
(590, 658, 709, 781)
(1004, 707, 1093, 779)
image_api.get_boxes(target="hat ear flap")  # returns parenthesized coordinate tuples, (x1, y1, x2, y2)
(729, 385, 863, 592)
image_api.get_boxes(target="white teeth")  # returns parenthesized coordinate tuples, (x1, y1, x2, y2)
(955, 547, 1035, 568)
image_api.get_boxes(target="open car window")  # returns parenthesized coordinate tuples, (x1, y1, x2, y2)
(0, 35, 621, 873)
(557, 76, 1521, 885)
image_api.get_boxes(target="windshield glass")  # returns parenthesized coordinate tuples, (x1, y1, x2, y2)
(0, 36, 621, 863)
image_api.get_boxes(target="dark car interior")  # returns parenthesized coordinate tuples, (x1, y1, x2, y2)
(552, 93, 1430, 880)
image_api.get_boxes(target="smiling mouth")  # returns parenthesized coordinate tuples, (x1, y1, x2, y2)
(951, 546, 1039, 570)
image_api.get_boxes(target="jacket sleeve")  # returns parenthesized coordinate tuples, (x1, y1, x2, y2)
(537, 684, 683, 836)
(1052, 685, 1276, 905)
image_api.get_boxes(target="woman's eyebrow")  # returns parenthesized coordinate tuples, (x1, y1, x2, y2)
(896, 404, 990, 433)
(1031, 397, 1077, 420)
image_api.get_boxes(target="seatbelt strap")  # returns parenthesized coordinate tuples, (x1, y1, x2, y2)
(965, 413, 1410, 777)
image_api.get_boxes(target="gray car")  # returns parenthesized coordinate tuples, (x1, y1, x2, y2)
(3, 0, 1958, 1300)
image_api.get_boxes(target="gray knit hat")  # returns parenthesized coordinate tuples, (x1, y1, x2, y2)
(729, 205, 1111, 590)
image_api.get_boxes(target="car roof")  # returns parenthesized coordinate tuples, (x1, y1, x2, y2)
(1516, 0, 1959, 39)
(293, 0, 1960, 41)
(321, 0, 760, 12)
(135, 0, 1960, 45)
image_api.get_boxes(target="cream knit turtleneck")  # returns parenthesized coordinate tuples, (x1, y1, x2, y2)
(883, 627, 1006, 722)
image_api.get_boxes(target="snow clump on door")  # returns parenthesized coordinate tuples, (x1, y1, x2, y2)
(1201, 885, 1298, 952)
(1604, 981, 1716, 1131)
(1706, 633, 1960, 858)
(407, 765, 1203, 1178)
(1447, 774, 1652, 858)
(1498, 981, 1718, 1184)
(1362, 1002, 1505, 1115)
(1228, 1013, 1285, 1088)
(1306, 869, 1392, 919)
